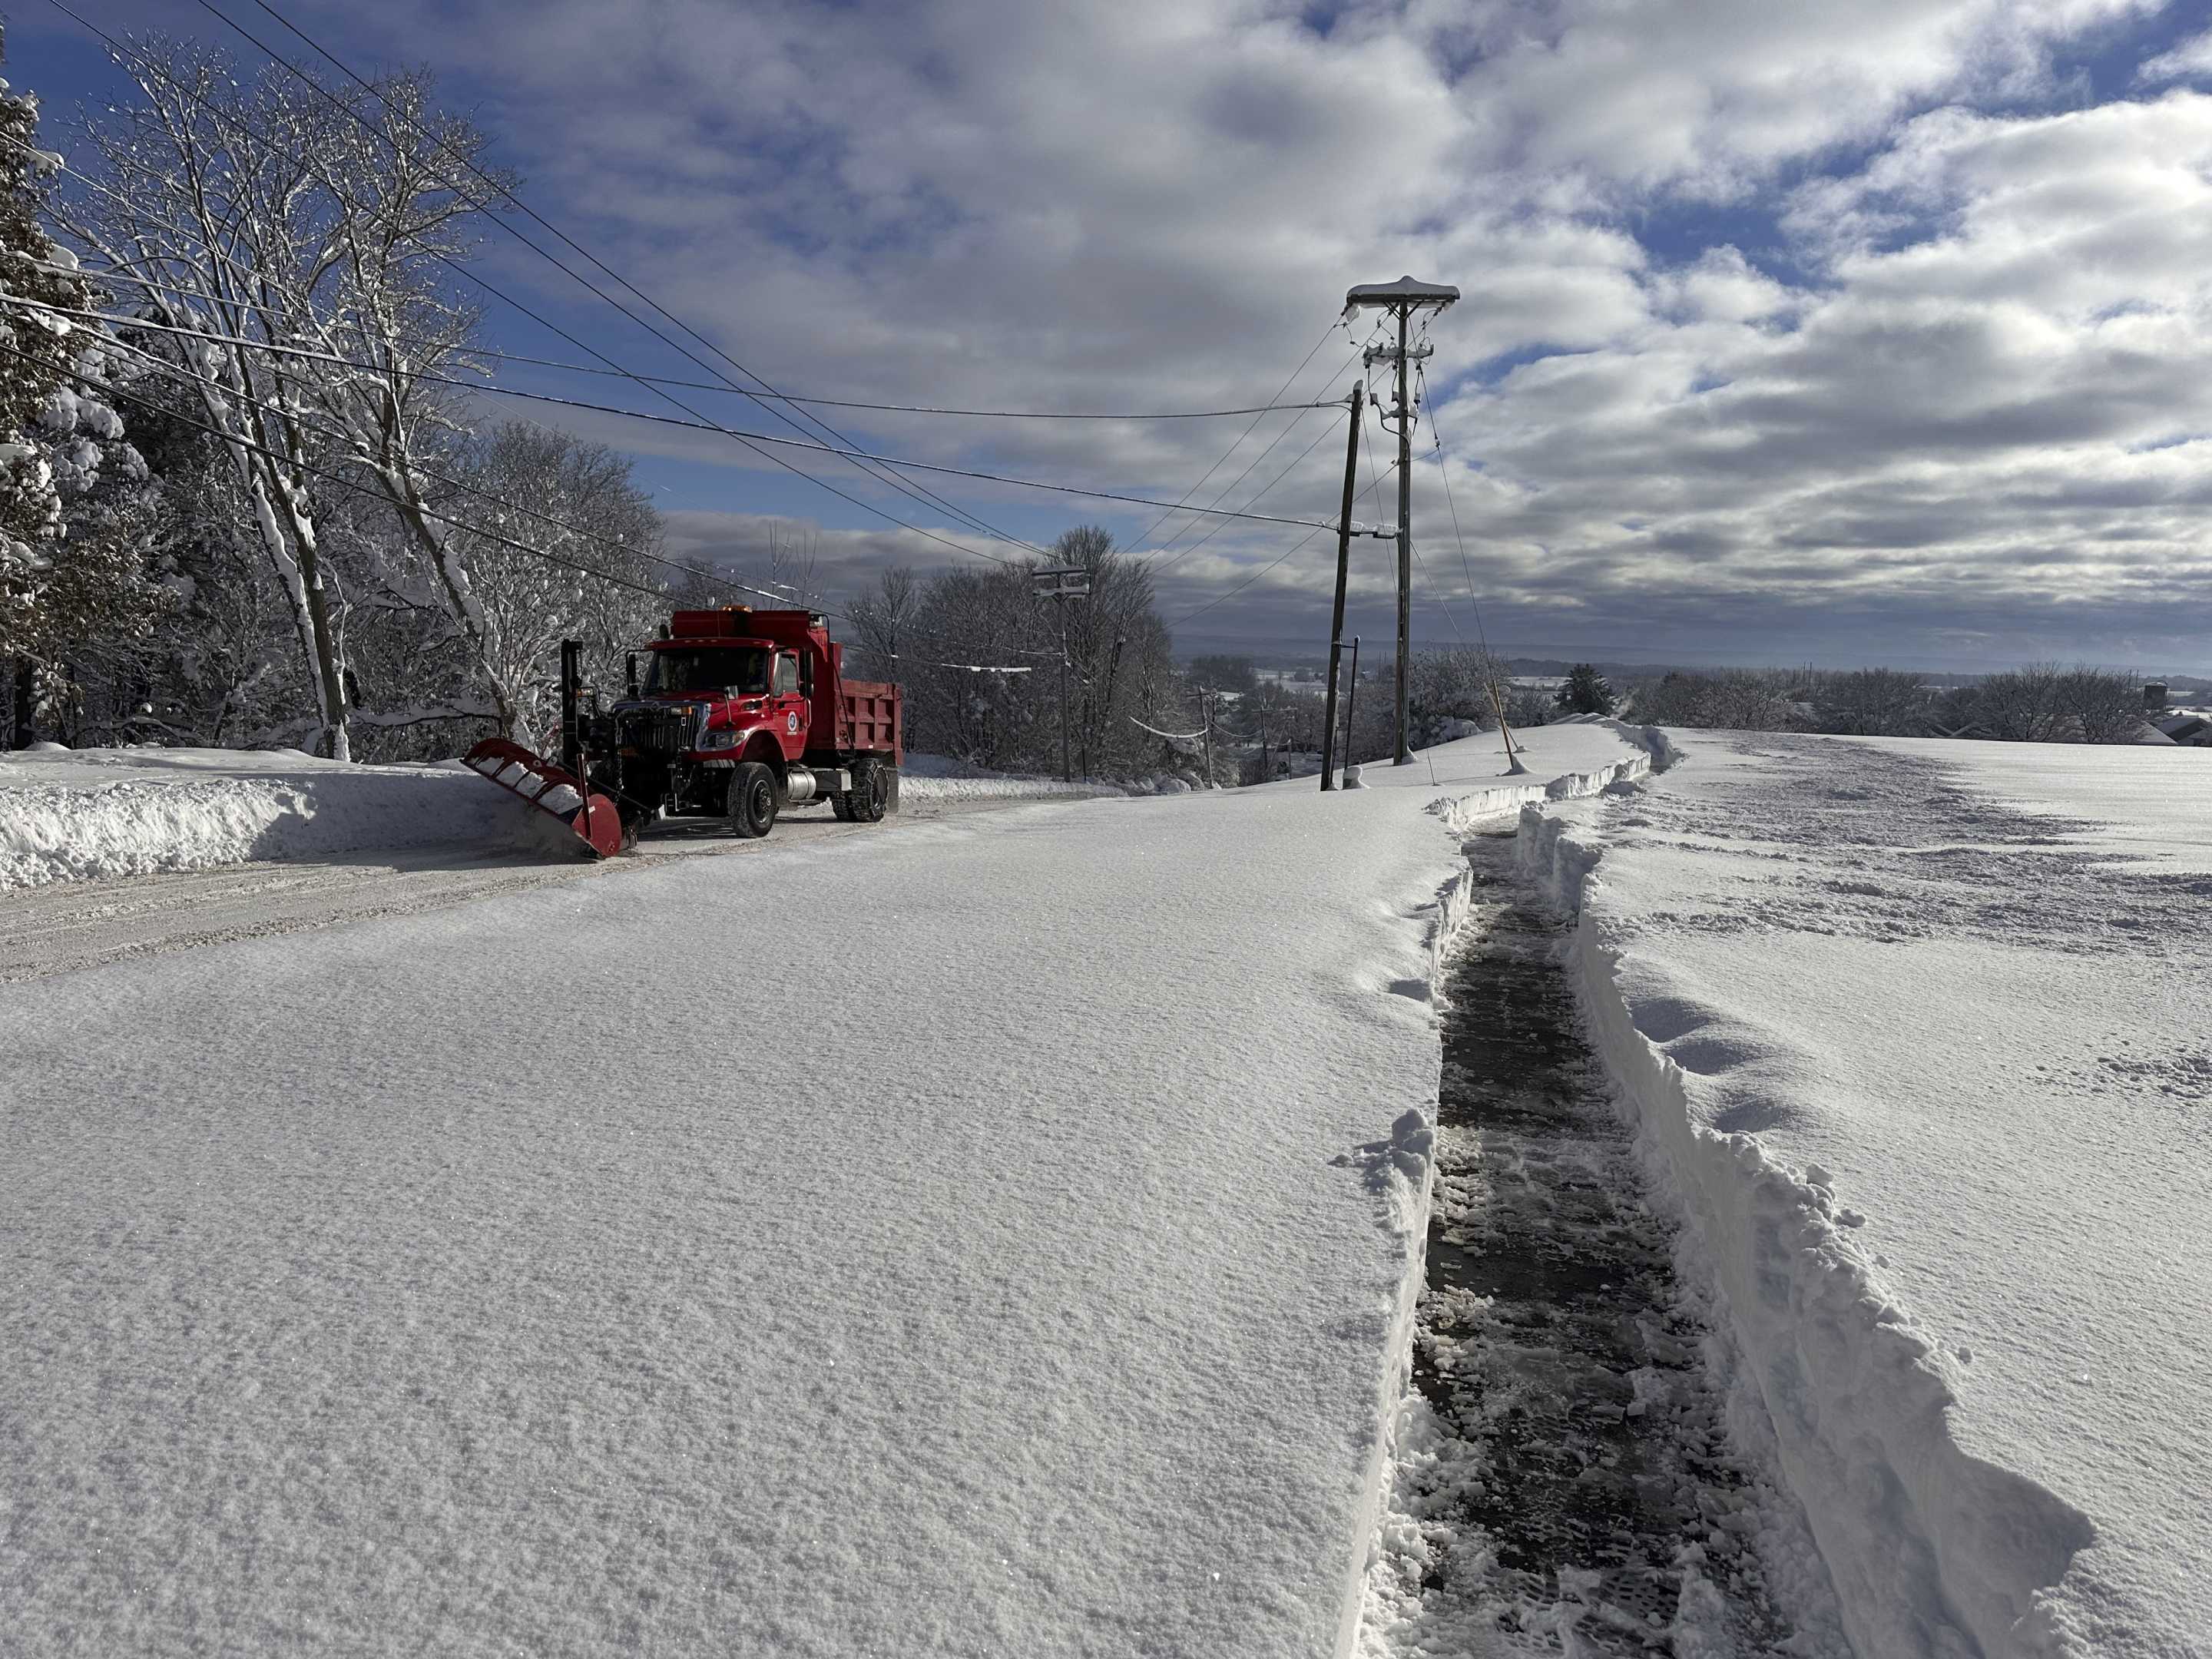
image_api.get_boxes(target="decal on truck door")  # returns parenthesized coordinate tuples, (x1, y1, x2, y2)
(787, 710, 799, 734)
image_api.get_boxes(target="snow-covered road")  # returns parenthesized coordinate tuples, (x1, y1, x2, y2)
(1, 798, 1009, 982)
(0, 726, 1647, 1658)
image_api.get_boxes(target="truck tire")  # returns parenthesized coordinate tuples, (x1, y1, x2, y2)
(727, 761, 780, 838)
(846, 757, 896, 823)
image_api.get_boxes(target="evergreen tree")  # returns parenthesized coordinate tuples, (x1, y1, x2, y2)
(1556, 662, 1616, 715)
(0, 29, 162, 743)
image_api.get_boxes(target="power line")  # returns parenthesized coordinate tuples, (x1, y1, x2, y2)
(1418, 362, 1496, 656)
(44, 0, 1034, 567)
(1136, 315, 1389, 573)
(1128, 323, 1343, 558)
(23, 44, 1355, 562)
(15, 253, 1341, 424)
(1145, 416, 1342, 578)
(6, 331, 1053, 678)
(1141, 347, 1354, 565)
(0, 295, 1346, 533)
(33, 16, 1392, 669)
(0, 333, 674, 596)
(187, 0, 1028, 553)
(188, 0, 1065, 561)
(1167, 459, 1399, 629)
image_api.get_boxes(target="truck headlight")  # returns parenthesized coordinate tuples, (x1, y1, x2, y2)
(700, 725, 741, 750)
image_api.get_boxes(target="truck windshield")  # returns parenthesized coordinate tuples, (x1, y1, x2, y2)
(643, 646, 770, 696)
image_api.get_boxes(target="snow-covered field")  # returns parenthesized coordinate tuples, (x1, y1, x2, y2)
(0, 726, 1644, 1658)
(899, 751, 1131, 803)
(1518, 731, 2212, 1657)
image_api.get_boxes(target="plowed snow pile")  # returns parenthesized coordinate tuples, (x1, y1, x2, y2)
(0, 745, 564, 888)
(0, 746, 1129, 890)
(0, 727, 1647, 1659)
(1519, 731, 2212, 1657)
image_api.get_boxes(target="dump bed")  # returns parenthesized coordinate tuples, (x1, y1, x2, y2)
(835, 677, 902, 763)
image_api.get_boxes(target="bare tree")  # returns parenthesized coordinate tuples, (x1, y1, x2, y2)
(300, 71, 518, 733)
(59, 42, 502, 755)
(2054, 665, 2143, 744)
(1967, 664, 2065, 743)
(1050, 526, 1171, 779)
(1407, 646, 1515, 744)
(416, 422, 661, 746)
(1814, 668, 1932, 736)
(63, 43, 358, 755)
(1633, 668, 1806, 732)
(752, 519, 821, 610)
(846, 563, 918, 682)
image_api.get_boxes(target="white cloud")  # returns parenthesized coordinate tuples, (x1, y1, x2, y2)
(91, 0, 2212, 668)
(2135, 25, 2212, 84)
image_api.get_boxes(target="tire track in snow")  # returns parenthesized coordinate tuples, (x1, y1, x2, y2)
(1361, 832, 1849, 1657)
(0, 799, 1010, 982)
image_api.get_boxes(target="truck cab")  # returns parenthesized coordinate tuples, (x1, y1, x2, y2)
(589, 607, 902, 839)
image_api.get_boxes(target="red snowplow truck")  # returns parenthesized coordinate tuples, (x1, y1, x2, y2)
(463, 608, 902, 855)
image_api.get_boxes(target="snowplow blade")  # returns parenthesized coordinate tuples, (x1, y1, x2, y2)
(462, 737, 624, 859)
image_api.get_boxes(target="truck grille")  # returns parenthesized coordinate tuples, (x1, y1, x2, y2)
(615, 703, 697, 755)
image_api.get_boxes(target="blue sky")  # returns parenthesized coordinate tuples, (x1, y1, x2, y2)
(12, 0, 2212, 671)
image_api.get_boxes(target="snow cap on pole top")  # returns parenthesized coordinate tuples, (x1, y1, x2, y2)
(1344, 276, 1459, 313)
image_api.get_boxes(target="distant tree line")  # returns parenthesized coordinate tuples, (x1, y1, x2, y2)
(1624, 664, 2150, 743)
(836, 546, 1555, 785)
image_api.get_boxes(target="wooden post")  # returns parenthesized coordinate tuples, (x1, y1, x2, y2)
(1320, 382, 1364, 793)
(1056, 596, 1072, 783)
(1342, 636, 1360, 778)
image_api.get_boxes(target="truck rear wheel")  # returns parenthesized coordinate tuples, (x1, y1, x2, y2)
(727, 761, 780, 838)
(846, 757, 896, 823)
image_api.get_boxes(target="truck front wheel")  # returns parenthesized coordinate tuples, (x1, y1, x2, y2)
(846, 757, 896, 823)
(727, 761, 780, 839)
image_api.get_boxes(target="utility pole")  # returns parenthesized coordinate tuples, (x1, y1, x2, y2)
(1320, 382, 1363, 792)
(1345, 276, 1459, 767)
(1104, 632, 1126, 774)
(1200, 686, 1217, 786)
(1031, 565, 1091, 782)
(1392, 304, 1412, 766)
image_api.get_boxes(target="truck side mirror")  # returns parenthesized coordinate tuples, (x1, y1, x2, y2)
(799, 653, 814, 696)
(625, 654, 639, 697)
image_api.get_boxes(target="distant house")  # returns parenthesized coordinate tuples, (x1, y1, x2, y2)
(2153, 711, 2212, 747)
